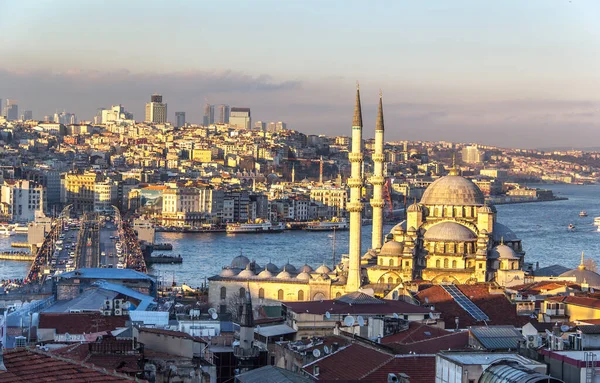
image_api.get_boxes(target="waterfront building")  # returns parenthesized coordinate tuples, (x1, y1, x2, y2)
(230, 107, 251, 130)
(0, 180, 45, 222)
(161, 185, 203, 226)
(175, 111, 186, 127)
(64, 171, 100, 212)
(145, 94, 167, 123)
(309, 187, 347, 214)
(93, 180, 116, 213)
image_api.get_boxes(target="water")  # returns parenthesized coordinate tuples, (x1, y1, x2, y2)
(0, 184, 598, 286)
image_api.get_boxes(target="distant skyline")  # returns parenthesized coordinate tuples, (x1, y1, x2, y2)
(1, 0, 599, 148)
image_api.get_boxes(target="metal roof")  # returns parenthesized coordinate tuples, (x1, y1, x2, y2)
(93, 280, 155, 311)
(470, 326, 524, 350)
(335, 291, 385, 305)
(438, 352, 541, 367)
(480, 362, 563, 383)
(129, 311, 169, 327)
(255, 324, 297, 338)
(236, 365, 311, 383)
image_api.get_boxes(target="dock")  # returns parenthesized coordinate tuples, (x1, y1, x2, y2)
(153, 243, 173, 251)
(11, 242, 30, 248)
(147, 254, 183, 264)
(0, 252, 34, 261)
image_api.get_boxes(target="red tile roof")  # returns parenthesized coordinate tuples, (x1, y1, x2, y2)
(284, 298, 431, 316)
(0, 348, 142, 382)
(389, 332, 470, 355)
(546, 295, 600, 309)
(138, 327, 207, 343)
(38, 313, 127, 334)
(362, 355, 436, 383)
(509, 281, 580, 295)
(381, 322, 450, 345)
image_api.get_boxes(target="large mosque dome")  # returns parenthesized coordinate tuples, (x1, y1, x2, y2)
(424, 222, 477, 241)
(560, 262, 600, 288)
(420, 175, 485, 206)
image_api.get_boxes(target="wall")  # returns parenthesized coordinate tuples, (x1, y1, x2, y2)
(137, 330, 194, 358)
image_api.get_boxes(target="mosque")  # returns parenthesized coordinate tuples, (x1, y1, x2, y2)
(207, 86, 526, 306)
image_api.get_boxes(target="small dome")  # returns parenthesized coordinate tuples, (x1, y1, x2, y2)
(478, 204, 494, 214)
(493, 222, 519, 242)
(277, 270, 293, 279)
(299, 264, 314, 273)
(257, 268, 274, 278)
(490, 244, 519, 260)
(379, 240, 403, 256)
(408, 226, 417, 232)
(420, 175, 485, 206)
(238, 264, 256, 278)
(424, 222, 476, 241)
(315, 264, 332, 274)
(390, 221, 407, 234)
(220, 268, 237, 277)
(231, 254, 250, 269)
(480, 229, 488, 235)
(282, 263, 297, 273)
(296, 271, 312, 281)
(265, 262, 279, 273)
(407, 203, 423, 212)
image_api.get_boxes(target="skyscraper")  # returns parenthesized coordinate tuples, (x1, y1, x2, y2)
(217, 104, 230, 124)
(229, 107, 251, 130)
(203, 104, 214, 126)
(175, 112, 186, 128)
(21, 110, 33, 121)
(145, 94, 167, 123)
(5, 99, 18, 121)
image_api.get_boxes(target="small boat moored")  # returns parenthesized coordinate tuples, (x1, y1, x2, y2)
(568, 223, 576, 232)
(580, 211, 588, 217)
(594, 217, 600, 226)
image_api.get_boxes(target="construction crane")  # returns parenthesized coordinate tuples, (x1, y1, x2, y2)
(383, 178, 394, 220)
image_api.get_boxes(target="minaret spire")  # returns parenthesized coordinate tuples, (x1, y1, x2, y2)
(353, 82, 363, 127)
(579, 251, 586, 270)
(370, 90, 385, 250)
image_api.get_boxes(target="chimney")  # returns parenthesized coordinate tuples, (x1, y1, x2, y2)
(313, 365, 320, 376)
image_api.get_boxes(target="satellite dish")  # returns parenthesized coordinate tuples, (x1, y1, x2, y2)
(211, 312, 218, 320)
(323, 345, 330, 354)
(425, 297, 429, 304)
(325, 311, 331, 319)
(312, 349, 321, 358)
(343, 316, 355, 327)
(208, 308, 217, 315)
(429, 312, 435, 319)
(560, 325, 570, 332)
(393, 313, 399, 319)
(357, 316, 365, 327)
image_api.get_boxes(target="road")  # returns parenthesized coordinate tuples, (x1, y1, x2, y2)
(73, 213, 123, 269)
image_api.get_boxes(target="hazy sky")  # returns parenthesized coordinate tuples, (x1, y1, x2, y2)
(1, 0, 599, 148)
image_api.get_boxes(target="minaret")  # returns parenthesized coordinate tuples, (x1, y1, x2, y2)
(370, 91, 385, 250)
(346, 84, 364, 292)
(291, 163, 296, 183)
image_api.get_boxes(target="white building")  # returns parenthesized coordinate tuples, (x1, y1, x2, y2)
(145, 94, 167, 124)
(229, 107, 251, 130)
(101, 105, 133, 124)
(462, 145, 485, 164)
(93, 181, 116, 213)
(1, 180, 45, 222)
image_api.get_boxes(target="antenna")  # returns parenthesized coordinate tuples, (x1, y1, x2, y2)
(312, 349, 321, 358)
(343, 316, 355, 327)
(357, 316, 365, 327)
(325, 311, 331, 319)
(323, 345, 330, 354)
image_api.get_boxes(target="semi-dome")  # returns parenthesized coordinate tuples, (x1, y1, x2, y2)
(490, 244, 519, 260)
(315, 264, 332, 274)
(407, 203, 423, 212)
(264, 262, 279, 273)
(493, 222, 518, 242)
(277, 270, 293, 279)
(282, 263, 297, 273)
(299, 264, 313, 273)
(424, 222, 476, 241)
(379, 240, 403, 256)
(420, 175, 485, 206)
(296, 271, 312, 281)
(231, 254, 251, 269)
(238, 264, 255, 278)
(390, 220, 407, 234)
(219, 268, 237, 277)
(257, 268, 274, 278)
(478, 204, 495, 214)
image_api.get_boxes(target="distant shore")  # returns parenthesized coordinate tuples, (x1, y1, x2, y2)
(489, 197, 568, 205)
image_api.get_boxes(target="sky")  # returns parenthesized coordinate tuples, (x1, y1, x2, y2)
(1, 0, 599, 148)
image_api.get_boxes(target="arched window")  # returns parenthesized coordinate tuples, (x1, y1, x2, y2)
(239, 287, 245, 297)
(389, 259, 394, 267)
(298, 290, 304, 301)
(443, 258, 449, 268)
(452, 260, 457, 269)
(278, 289, 284, 300)
(220, 287, 227, 300)
(335, 292, 342, 298)
(435, 259, 440, 268)
(396, 278, 401, 283)
(258, 288, 264, 299)
(388, 276, 394, 284)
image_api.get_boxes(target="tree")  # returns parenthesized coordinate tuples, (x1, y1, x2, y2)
(584, 258, 598, 272)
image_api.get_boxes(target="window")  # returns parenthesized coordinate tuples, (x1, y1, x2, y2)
(478, 263, 483, 269)
(405, 261, 410, 267)
(259, 288, 264, 299)
(335, 292, 341, 298)
(239, 287, 245, 297)
(389, 259, 394, 267)
(452, 260, 457, 269)
(278, 289, 284, 300)
(388, 276, 394, 284)
(298, 290, 304, 301)
(443, 258, 449, 268)
(436, 259, 440, 268)
(220, 286, 226, 300)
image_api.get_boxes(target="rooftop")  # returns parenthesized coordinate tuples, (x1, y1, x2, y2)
(58, 268, 155, 282)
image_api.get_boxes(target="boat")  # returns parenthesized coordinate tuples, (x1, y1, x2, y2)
(305, 218, 349, 232)
(594, 217, 600, 226)
(226, 220, 285, 234)
(0, 225, 13, 236)
(580, 211, 588, 217)
(568, 224, 576, 232)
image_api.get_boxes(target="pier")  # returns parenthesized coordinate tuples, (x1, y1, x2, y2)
(0, 252, 34, 261)
(11, 242, 30, 248)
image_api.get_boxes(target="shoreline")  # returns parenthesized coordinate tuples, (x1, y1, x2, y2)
(489, 197, 568, 205)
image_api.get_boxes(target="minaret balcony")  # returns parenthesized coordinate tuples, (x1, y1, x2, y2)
(348, 153, 363, 163)
(370, 199, 385, 208)
(369, 176, 385, 185)
(372, 153, 385, 162)
(347, 202, 363, 213)
(347, 178, 363, 188)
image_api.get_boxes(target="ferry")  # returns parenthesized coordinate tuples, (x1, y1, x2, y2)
(226, 221, 285, 234)
(594, 217, 600, 226)
(568, 223, 576, 232)
(580, 211, 588, 217)
(0, 225, 13, 236)
(305, 218, 349, 232)
(12, 224, 28, 234)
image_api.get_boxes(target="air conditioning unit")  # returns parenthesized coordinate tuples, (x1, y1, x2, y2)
(113, 299, 123, 310)
(101, 310, 112, 316)
(527, 335, 538, 349)
(114, 308, 123, 316)
(103, 299, 113, 310)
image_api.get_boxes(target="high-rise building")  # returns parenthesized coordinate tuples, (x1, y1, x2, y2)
(217, 104, 230, 124)
(229, 107, 251, 130)
(5, 99, 18, 121)
(254, 121, 266, 132)
(21, 110, 33, 121)
(203, 104, 214, 126)
(54, 112, 77, 125)
(145, 94, 167, 123)
(175, 112, 186, 128)
(101, 105, 133, 123)
(462, 145, 485, 164)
